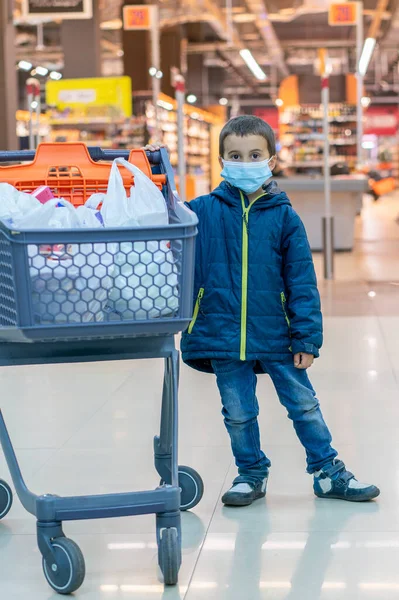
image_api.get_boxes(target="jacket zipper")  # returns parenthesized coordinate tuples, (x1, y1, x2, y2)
(281, 291, 292, 352)
(280, 291, 291, 328)
(239, 191, 265, 361)
(188, 287, 204, 334)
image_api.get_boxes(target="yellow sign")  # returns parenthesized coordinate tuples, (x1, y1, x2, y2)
(123, 5, 156, 30)
(46, 76, 132, 118)
(329, 2, 359, 26)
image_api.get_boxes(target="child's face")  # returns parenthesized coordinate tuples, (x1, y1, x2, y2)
(219, 134, 276, 170)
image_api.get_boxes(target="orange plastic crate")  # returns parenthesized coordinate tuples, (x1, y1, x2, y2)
(0, 142, 166, 206)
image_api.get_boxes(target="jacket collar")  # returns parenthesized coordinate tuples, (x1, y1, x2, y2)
(213, 180, 291, 210)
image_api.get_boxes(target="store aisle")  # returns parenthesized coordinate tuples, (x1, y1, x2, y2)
(1, 193, 399, 600)
(314, 190, 399, 283)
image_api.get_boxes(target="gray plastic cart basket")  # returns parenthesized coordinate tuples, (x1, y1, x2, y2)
(0, 146, 203, 593)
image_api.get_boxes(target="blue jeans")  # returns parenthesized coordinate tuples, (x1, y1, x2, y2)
(212, 359, 337, 484)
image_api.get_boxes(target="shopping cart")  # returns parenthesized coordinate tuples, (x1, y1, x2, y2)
(0, 143, 203, 593)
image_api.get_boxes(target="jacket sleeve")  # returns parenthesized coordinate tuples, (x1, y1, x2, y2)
(282, 210, 323, 357)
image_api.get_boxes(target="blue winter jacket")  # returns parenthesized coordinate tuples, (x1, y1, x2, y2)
(181, 180, 323, 373)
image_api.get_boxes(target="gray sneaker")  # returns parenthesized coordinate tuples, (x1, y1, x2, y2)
(314, 460, 380, 502)
(222, 478, 268, 507)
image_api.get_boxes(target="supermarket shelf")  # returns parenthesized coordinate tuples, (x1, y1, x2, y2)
(289, 157, 346, 167)
(49, 118, 125, 126)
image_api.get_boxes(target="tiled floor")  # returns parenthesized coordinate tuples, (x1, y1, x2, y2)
(1, 192, 399, 599)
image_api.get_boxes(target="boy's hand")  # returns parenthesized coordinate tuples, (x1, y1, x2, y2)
(143, 142, 168, 152)
(294, 353, 314, 369)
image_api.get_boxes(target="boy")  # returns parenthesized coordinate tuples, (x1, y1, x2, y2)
(147, 116, 380, 507)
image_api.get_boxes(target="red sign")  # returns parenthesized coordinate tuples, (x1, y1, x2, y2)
(329, 2, 359, 26)
(123, 5, 155, 30)
(253, 108, 279, 133)
(364, 106, 399, 137)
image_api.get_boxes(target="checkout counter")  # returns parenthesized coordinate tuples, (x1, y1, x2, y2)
(278, 176, 368, 251)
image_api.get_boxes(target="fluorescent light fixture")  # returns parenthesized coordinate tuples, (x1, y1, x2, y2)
(35, 66, 49, 76)
(49, 71, 62, 81)
(18, 60, 33, 71)
(362, 140, 375, 149)
(157, 99, 174, 111)
(239, 48, 267, 81)
(187, 94, 197, 104)
(359, 37, 376, 76)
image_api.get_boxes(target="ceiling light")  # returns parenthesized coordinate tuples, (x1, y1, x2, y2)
(186, 94, 197, 104)
(233, 13, 257, 22)
(18, 60, 33, 71)
(361, 96, 371, 108)
(155, 70, 163, 79)
(149, 67, 157, 77)
(31, 101, 38, 109)
(157, 99, 174, 111)
(359, 37, 376, 76)
(239, 48, 267, 81)
(35, 66, 49, 77)
(49, 71, 62, 81)
(368, 290, 376, 297)
(275, 98, 284, 107)
(219, 97, 228, 106)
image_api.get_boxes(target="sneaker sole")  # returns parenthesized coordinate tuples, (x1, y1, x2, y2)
(315, 488, 380, 502)
(222, 491, 266, 507)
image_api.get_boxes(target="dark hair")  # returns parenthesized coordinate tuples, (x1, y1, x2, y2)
(219, 115, 276, 157)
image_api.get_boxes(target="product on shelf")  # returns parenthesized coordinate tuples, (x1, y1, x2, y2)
(280, 103, 359, 172)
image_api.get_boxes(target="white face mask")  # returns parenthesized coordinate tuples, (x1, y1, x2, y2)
(221, 158, 274, 194)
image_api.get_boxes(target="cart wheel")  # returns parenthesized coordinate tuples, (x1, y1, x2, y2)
(160, 466, 204, 511)
(159, 527, 181, 586)
(0, 480, 13, 520)
(42, 537, 86, 595)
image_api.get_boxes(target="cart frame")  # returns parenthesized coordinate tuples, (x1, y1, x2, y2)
(0, 146, 203, 593)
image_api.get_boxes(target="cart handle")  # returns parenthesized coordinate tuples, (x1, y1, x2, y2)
(0, 147, 161, 165)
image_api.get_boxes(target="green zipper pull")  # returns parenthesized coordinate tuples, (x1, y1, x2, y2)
(281, 291, 291, 328)
(188, 288, 204, 334)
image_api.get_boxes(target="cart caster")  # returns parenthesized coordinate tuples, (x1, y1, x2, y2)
(42, 537, 86, 595)
(160, 466, 204, 511)
(0, 480, 13, 520)
(158, 527, 181, 586)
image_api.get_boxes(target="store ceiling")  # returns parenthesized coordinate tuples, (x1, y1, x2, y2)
(13, 0, 399, 105)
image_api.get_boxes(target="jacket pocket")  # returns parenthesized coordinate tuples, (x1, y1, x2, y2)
(188, 288, 205, 334)
(280, 291, 291, 330)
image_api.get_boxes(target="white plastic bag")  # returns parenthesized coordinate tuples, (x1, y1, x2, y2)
(0, 182, 41, 226)
(99, 158, 179, 319)
(100, 157, 168, 227)
(14, 198, 81, 230)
